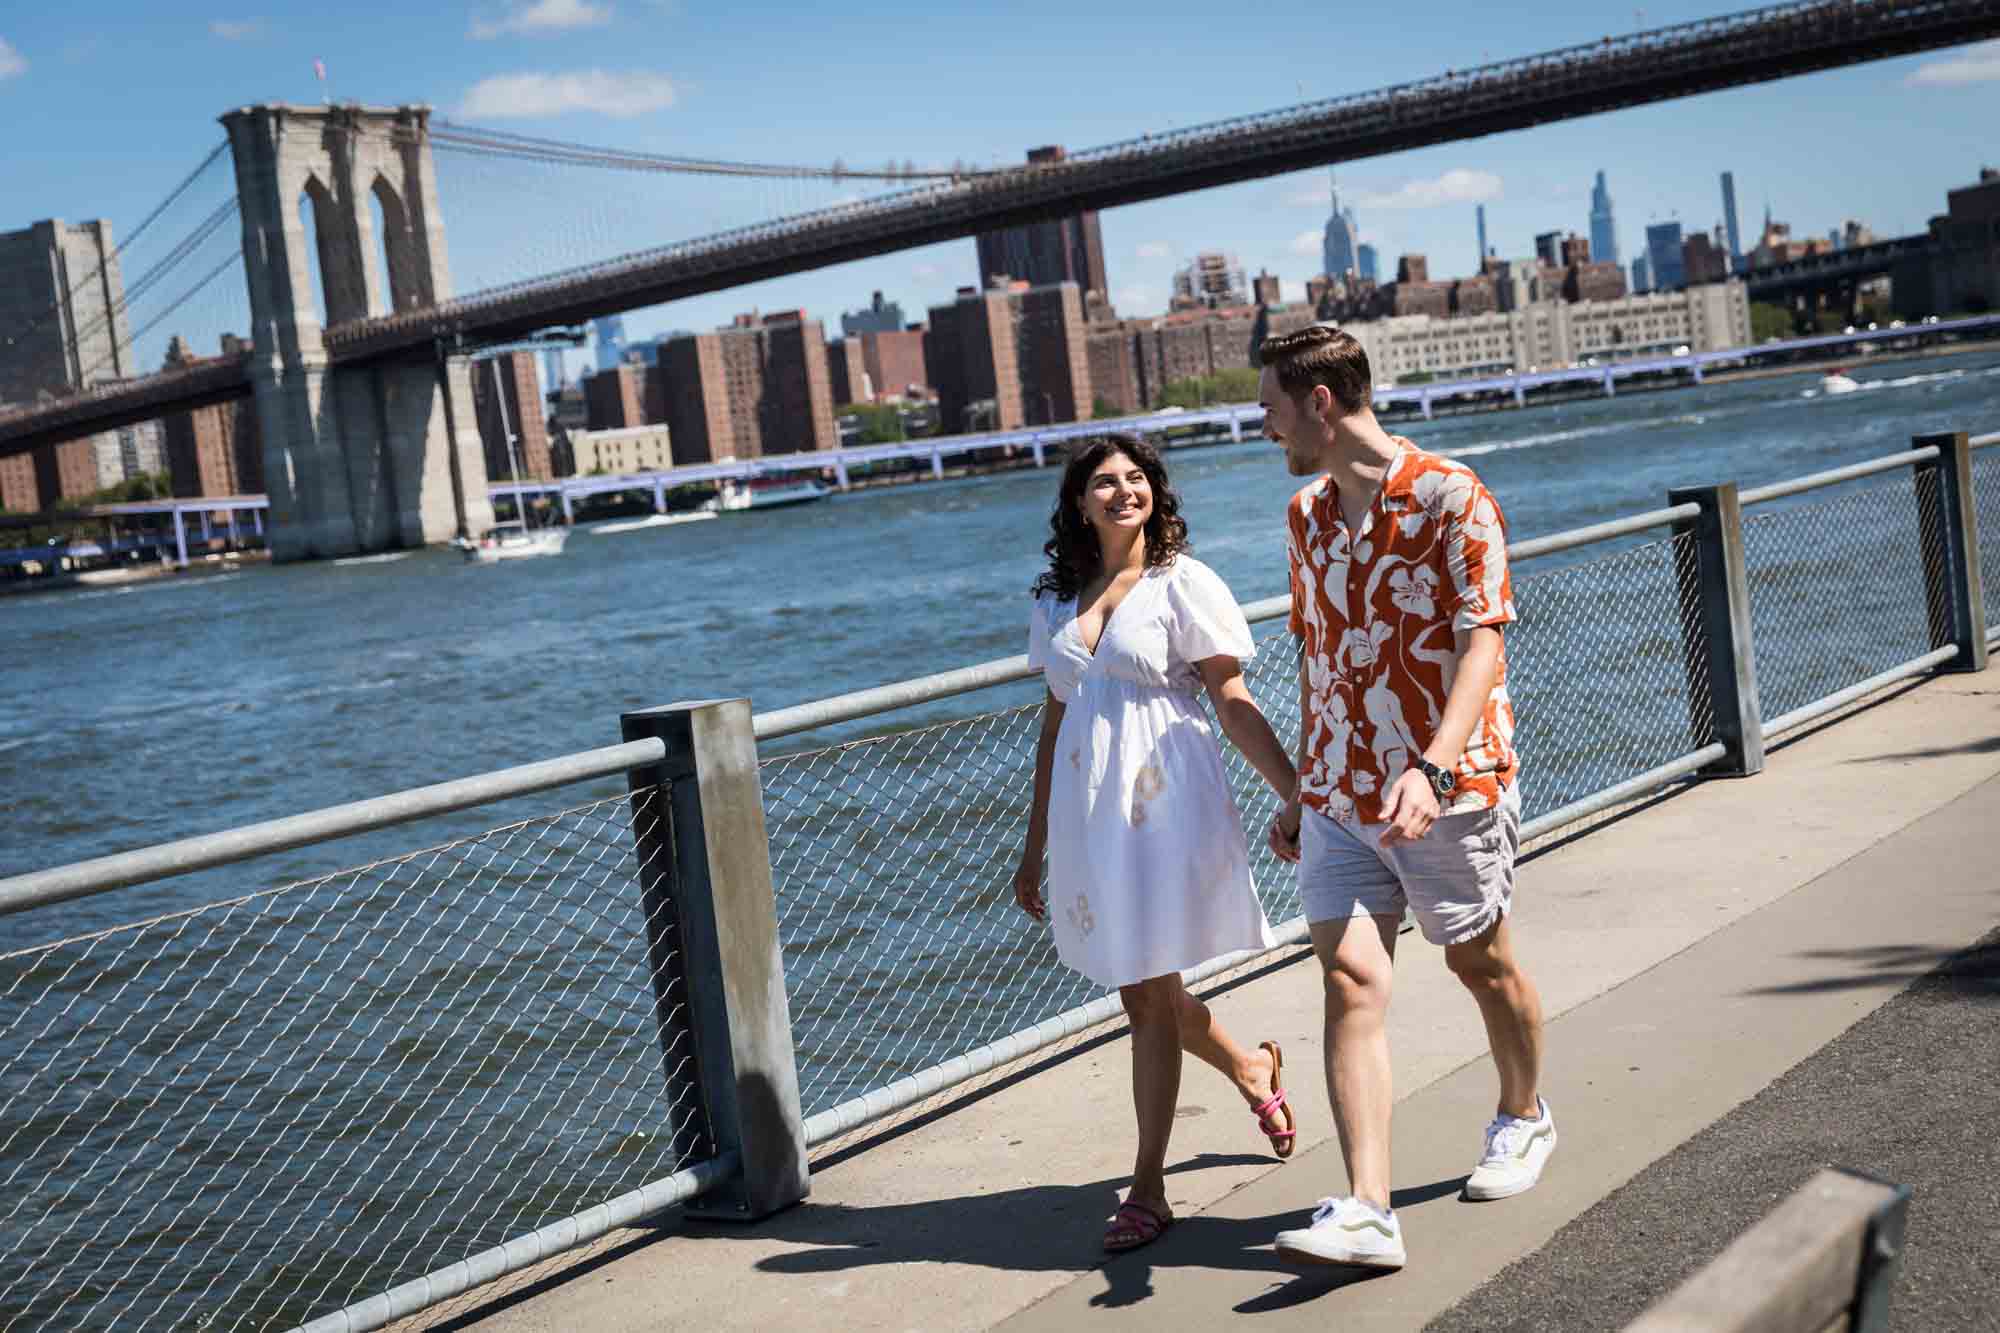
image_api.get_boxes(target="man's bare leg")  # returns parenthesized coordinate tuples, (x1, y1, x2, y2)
(1309, 912, 1402, 1209)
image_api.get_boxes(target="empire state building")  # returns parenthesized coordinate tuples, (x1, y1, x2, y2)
(1322, 171, 1360, 281)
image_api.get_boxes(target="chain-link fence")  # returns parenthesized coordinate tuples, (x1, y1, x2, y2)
(761, 527, 1715, 1144)
(1740, 474, 1943, 727)
(1971, 445, 2000, 642)
(0, 785, 709, 1333)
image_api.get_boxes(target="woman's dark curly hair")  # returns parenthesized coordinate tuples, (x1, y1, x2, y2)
(1030, 433, 1191, 601)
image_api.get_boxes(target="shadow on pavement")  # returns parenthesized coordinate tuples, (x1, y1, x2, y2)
(1742, 940, 2000, 996)
(745, 1154, 1468, 1313)
(1856, 735, 2000, 763)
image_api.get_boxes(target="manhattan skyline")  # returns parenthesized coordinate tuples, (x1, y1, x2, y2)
(1, 5, 1994, 351)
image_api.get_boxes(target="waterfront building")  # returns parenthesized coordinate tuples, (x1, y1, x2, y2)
(974, 147, 1108, 299)
(0, 217, 134, 510)
(565, 422, 676, 475)
(656, 309, 838, 465)
(1682, 232, 1730, 286)
(1337, 280, 1751, 384)
(1647, 222, 1687, 291)
(926, 278, 1092, 432)
(1590, 171, 1621, 269)
(160, 334, 264, 499)
(840, 291, 906, 337)
(1893, 167, 2000, 319)
(1721, 171, 1743, 267)
(592, 315, 628, 374)
(583, 363, 665, 431)
(1171, 252, 1250, 309)
(472, 351, 553, 481)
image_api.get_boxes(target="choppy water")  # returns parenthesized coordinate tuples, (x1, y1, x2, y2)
(2, 350, 1997, 1329)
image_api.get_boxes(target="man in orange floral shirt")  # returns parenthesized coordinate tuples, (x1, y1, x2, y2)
(1257, 325, 1552, 1273)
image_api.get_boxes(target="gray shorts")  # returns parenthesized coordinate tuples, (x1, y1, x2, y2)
(1297, 783, 1521, 946)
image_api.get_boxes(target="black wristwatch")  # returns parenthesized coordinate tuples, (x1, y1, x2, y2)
(1417, 759, 1457, 798)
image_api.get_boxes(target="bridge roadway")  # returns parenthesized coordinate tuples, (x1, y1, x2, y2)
(429, 668, 2000, 1332)
(3, 0, 1998, 456)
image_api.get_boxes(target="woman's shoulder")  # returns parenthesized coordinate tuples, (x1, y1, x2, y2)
(1164, 554, 1230, 595)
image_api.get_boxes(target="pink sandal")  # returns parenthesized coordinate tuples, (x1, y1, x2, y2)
(1103, 1199, 1174, 1253)
(1253, 1040, 1297, 1160)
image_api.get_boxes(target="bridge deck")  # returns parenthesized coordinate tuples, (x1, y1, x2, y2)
(429, 668, 2000, 1332)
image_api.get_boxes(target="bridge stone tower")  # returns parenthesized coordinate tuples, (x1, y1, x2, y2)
(221, 103, 493, 560)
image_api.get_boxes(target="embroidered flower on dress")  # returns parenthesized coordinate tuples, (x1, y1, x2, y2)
(1129, 762, 1166, 826)
(1066, 892, 1097, 937)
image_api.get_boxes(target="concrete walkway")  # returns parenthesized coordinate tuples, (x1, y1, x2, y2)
(437, 670, 2000, 1333)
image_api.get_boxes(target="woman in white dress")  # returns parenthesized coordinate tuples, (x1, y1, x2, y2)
(1012, 434, 1301, 1253)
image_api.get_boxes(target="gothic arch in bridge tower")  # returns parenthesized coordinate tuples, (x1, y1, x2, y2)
(221, 103, 492, 561)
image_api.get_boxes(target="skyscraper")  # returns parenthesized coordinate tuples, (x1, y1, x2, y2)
(593, 315, 628, 373)
(1534, 231, 1564, 268)
(1323, 172, 1359, 280)
(1720, 171, 1743, 268)
(974, 146, 1108, 299)
(1631, 254, 1652, 295)
(1356, 244, 1379, 284)
(1476, 205, 1489, 264)
(1590, 171, 1620, 269)
(1646, 222, 1686, 291)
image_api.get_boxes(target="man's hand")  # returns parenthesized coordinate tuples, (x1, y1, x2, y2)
(1268, 802, 1303, 864)
(1012, 858, 1046, 921)
(1378, 769, 1441, 846)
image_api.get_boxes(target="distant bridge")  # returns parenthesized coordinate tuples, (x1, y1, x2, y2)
(3, 0, 1998, 463)
(1744, 233, 1935, 303)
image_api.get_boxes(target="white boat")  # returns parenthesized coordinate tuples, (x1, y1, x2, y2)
(700, 479, 832, 514)
(589, 511, 718, 536)
(461, 522, 568, 563)
(1820, 369, 1862, 395)
(464, 365, 570, 563)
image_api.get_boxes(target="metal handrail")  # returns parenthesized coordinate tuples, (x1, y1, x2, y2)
(0, 739, 664, 918)
(1739, 446, 1939, 506)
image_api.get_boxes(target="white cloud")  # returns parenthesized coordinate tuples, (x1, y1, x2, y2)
(471, 0, 613, 39)
(209, 19, 263, 40)
(0, 37, 24, 80)
(1907, 39, 2000, 86)
(1351, 169, 1503, 210)
(1135, 241, 1172, 261)
(1289, 229, 1322, 257)
(460, 70, 675, 118)
(1284, 186, 1328, 209)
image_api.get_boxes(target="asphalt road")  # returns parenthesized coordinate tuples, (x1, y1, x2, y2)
(1428, 926, 2000, 1332)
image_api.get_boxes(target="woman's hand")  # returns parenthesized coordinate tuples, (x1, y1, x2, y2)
(1267, 801, 1302, 864)
(1013, 856, 1046, 921)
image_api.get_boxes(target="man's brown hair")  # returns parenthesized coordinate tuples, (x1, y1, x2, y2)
(1258, 324, 1372, 414)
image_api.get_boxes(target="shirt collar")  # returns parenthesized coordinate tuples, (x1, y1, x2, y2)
(1314, 438, 1417, 515)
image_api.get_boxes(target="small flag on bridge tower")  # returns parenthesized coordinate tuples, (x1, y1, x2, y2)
(314, 58, 328, 103)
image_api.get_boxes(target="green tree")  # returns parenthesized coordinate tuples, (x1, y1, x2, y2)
(841, 402, 906, 444)
(1749, 302, 1793, 342)
(1092, 396, 1124, 420)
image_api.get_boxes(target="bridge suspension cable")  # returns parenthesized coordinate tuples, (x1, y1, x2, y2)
(0, 141, 232, 359)
(425, 120, 1005, 182)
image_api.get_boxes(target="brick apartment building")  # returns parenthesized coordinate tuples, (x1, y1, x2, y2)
(472, 350, 554, 481)
(160, 335, 264, 498)
(925, 279, 1092, 433)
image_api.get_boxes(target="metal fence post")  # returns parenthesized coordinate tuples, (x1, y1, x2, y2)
(1668, 482, 1764, 776)
(622, 699, 808, 1220)
(1911, 431, 1988, 673)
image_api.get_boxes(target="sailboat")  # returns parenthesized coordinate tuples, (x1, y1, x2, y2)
(463, 369, 568, 564)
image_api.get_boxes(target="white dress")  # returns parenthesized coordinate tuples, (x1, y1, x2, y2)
(1027, 555, 1276, 990)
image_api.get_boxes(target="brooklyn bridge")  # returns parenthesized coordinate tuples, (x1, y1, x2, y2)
(4, 0, 1998, 557)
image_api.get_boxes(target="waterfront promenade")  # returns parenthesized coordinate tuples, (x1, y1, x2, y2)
(436, 668, 2000, 1331)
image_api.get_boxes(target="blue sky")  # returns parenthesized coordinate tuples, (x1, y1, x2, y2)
(3, 1, 1997, 373)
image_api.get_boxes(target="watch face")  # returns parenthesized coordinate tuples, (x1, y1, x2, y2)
(1431, 765, 1456, 795)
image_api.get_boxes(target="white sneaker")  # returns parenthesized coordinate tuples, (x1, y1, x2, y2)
(1464, 1097, 1557, 1201)
(1274, 1195, 1406, 1269)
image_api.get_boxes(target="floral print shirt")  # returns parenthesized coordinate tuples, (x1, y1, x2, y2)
(1286, 440, 1518, 824)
